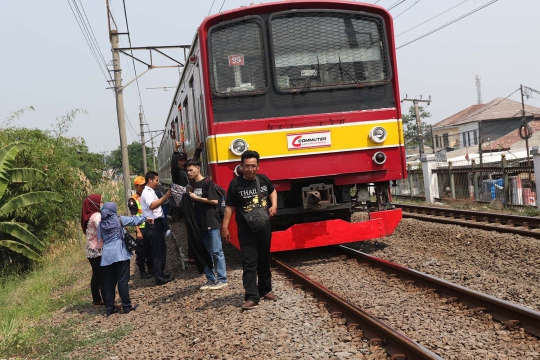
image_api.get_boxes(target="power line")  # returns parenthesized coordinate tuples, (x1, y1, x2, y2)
(396, 0, 500, 49)
(396, 0, 470, 37)
(388, 0, 407, 11)
(208, 0, 217, 15)
(66, 0, 110, 82)
(219, 0, 226, 12)
(394, 0, 421, 19)
(75, 0, 110, 76)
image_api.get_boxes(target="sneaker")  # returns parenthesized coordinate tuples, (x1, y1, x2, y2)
(200, 280, 217, 290)
(165, 229, 172, 238)
(208, 281, 228, 290)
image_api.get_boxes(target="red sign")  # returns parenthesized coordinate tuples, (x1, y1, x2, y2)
(228, 54, 244, 66)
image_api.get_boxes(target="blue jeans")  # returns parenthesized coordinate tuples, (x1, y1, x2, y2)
(202, 228, 227, 283)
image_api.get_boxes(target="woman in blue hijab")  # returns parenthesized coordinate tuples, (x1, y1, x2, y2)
(99, 202, 153, 316)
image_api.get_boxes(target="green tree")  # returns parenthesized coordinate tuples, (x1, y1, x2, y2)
(0, 143, 62, 261)
(106, 141, 154, 176)
(402, 105, 432, 148)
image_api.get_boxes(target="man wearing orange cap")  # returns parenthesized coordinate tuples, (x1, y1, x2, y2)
(128, 176, 153, 279)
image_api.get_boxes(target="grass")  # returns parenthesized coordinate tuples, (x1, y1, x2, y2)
(0, 238, 129, 359)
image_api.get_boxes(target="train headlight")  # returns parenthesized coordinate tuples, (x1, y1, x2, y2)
(369, 126, 388, 143)
(372, 151, 387, 165)
(230, 138, 249, 156)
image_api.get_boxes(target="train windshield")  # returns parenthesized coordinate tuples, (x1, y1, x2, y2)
(269, 11, 390, 92)
(209, 18, 268, 95)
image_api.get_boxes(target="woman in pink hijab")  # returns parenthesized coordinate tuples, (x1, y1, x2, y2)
(81, 194, 104, 307)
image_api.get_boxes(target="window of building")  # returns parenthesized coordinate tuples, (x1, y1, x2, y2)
(443, 133, 449, 147)
(435, 135, 439, 148)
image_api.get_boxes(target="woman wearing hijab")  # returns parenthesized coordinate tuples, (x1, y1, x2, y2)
(98, 202, 153, 316)
(81, 194, 105, 307)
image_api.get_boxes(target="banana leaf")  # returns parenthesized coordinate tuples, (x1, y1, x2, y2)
(0, 191, 63, 216)
(0, 222, 45, 251)
(0, 240, 43, 261)
(9, 168, 47, 183)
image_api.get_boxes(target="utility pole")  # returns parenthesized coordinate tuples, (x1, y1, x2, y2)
(520, 84, 532, 166)
(110, 29, 132, 208)
(401, 95, 431, 158)
(139, 108, 148, 174)
(150, 137, 157, 171)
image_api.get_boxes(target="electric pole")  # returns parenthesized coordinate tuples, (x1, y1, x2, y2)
(150, 137, 157, 171)
(110, 29, 132, 208)
(401, 95, 432, 158)
(139, 108, 148, 174)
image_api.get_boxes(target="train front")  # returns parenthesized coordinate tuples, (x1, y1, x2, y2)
(200, 1, 405, 251)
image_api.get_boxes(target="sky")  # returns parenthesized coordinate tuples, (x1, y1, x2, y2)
(1, 0, 539, 154)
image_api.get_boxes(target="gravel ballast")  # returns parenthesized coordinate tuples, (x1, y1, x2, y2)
(67, 220, 389, 359)
(278, 247, 540, 360)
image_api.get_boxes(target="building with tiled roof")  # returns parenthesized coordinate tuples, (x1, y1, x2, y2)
(431, 98, 540, 152)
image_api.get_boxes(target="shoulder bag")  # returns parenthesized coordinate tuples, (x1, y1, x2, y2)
(118, 216, 137, 253)
(242, 176, 271, 232)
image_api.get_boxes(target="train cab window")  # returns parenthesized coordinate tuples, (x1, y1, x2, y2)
(209, 18, 268, 95)
(269, 11, 390, 92)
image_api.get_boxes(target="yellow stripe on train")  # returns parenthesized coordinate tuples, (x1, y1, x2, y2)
(207, 119, 403, 164)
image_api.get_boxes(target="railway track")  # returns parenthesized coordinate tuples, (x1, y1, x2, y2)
(273, 245, 540, 359)
(337, 245, 540, 338)
(395, 204, 540, 239)
(271, 255, 443, 360)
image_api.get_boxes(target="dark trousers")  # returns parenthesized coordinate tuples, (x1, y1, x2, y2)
(238, 223, 272, 302)
(143, 220, 167, 281)
(103, 260, 131, 313)
(135, 233, 153, 273)
(88, 256, 105, 304)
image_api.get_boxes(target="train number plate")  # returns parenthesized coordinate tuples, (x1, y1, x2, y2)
(287, 130, 331, 150)
(228, 54, 244, 66)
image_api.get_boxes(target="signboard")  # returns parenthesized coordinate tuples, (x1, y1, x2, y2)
(287, 130, 331, 150)
(228, 54, 244, 66)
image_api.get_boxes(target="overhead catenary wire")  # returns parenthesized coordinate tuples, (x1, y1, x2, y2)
(219, 0, 226, 12)
(394, 0, 421, 19)
(388, 0, 407, 11)
(208, 0, 217, 15)
(396, 0, 470, 37)
(396, 0, 500, 49)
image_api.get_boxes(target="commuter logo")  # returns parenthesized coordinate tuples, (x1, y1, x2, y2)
(287, 130, 331, 150)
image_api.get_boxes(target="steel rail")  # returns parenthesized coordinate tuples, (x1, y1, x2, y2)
(271, 256, 444, 360)
(396, 204, 540, 238)
(337, 246, 540, 338)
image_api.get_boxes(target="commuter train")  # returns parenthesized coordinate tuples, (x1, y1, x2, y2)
(157, 0, 405, 252)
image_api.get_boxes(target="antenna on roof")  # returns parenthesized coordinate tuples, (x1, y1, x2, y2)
(476, 75, 482, 104)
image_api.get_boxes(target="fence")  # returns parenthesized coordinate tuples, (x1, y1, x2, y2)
(432, 156, 536, 206)
(392, 164, 425, 199)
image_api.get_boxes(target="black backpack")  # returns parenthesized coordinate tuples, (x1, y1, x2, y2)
(206, 178, 226, 219)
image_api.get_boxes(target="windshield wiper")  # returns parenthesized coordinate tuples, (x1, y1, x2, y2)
(304, 55, 321, 88)
(338, 54, 359, 84)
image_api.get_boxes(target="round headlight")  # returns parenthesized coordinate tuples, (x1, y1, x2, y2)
(369, 126, 388, 143)
(372, 151, 387, 165)
(230, 138, 248, 156)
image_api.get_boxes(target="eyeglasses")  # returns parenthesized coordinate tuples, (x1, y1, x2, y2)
(242, 164, 258, 169)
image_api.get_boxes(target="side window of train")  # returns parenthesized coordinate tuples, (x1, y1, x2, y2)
(183, 97, 191, 146)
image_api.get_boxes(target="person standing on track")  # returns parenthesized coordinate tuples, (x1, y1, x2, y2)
(221, 150, 278, 310)
(171, 140, 204, 263)
(141, 171, 173, 286)
(185, 159, 228, 290)
(128, 176, 153, 279)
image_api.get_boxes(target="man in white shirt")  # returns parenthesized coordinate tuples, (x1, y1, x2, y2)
(141, 171, 172, 285)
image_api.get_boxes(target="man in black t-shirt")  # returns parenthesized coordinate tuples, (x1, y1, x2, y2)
(186, 159, 228, 290)
(222, 150, 278, 310)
